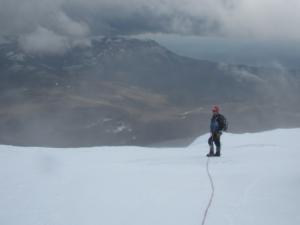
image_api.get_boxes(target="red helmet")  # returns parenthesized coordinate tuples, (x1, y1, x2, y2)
(212, 105, 220, 113)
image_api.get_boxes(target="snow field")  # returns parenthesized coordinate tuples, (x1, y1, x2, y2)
(0, 128, 300, 225)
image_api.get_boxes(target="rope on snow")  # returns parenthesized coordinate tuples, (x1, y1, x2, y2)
(201, 157, 215, 225)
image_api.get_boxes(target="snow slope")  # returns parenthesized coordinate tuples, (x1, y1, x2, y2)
(0, 129, 300, 225)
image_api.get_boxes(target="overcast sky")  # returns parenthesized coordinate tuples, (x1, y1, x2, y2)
(1, 0, 299, 66)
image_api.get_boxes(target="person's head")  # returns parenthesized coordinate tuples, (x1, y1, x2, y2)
(211, 105, 220, 114)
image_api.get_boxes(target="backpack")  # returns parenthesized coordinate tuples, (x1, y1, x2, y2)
(218, 114, 228, 132)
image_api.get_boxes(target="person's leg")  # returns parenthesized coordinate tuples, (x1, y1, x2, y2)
(207, 135, 214, 156)
(214, 133, 221, 156)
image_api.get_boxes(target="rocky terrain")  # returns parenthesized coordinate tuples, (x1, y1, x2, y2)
(0, 36, 299, 147)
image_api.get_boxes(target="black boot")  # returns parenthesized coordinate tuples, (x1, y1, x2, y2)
(206, 146, 214, 157)
(214, 147, 221, 157)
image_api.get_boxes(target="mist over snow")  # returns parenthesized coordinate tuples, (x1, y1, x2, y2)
(0, 128, 300, 225)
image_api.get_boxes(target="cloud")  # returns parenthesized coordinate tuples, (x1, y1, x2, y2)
(219, 62, 299, 102)
(18, 26, 69, 55)
(18, 25, 91, 55)
(53, 11, 90, 37)
(219, 63, 266, 84)
(1, 0, 300, 44)
(219, 0, 300, 41)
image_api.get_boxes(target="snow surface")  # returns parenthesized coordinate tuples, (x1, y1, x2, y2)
(0, 129, 300, 225)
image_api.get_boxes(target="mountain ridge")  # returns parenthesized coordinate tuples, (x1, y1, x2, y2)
(0, 36, 299, 147)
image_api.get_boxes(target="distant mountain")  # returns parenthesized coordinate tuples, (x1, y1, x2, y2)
(0, 36, 299, 147)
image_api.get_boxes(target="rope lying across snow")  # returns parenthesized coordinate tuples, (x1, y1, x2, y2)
(201, 157, 215, 225)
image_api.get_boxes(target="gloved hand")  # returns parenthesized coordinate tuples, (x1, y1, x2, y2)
(214, 132, 222, 139)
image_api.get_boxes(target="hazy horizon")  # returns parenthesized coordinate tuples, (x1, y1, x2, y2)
(144, 34, 300, 69)
(1, 0, 300, 68)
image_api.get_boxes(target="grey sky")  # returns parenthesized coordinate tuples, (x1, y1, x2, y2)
(1, 0, 300, 64)
(1, 0, 300, 39)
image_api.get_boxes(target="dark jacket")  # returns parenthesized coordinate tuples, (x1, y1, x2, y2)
(210, 113, 226, 133)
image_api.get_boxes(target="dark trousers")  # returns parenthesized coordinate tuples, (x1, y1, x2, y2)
(208, 133, 221, 153)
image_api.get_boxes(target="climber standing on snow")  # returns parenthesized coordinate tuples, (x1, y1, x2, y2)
(207, 105, 228, 157)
